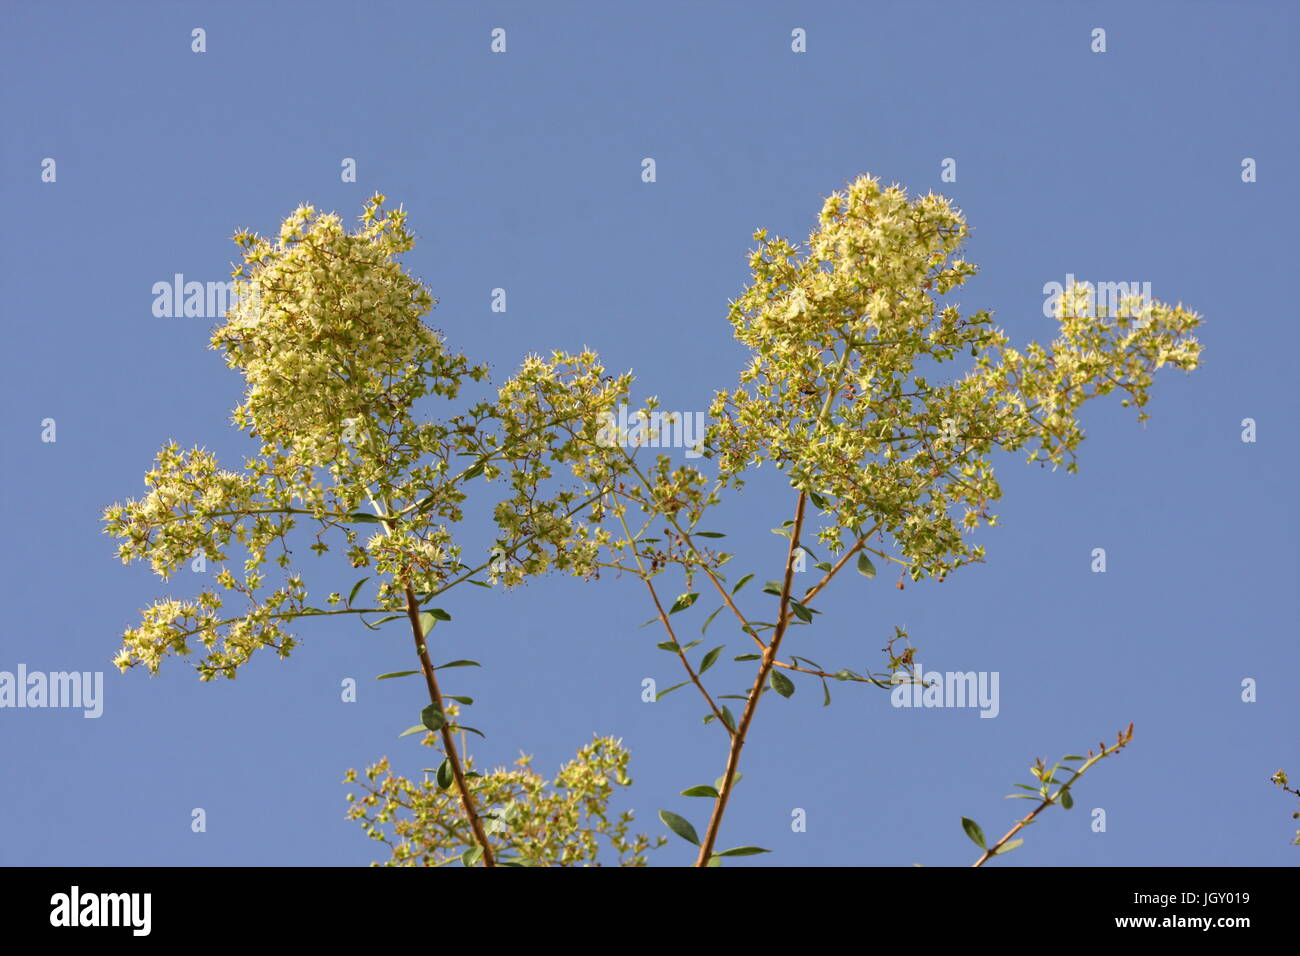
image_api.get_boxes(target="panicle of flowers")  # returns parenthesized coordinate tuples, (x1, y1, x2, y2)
(344, 736, 664, 866)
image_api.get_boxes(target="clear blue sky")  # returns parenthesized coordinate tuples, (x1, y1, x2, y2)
(1, 0, 1295, 866)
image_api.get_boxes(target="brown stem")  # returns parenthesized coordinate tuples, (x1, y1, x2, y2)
(972, 724, 1135, 867)
(402, 583, 497, 867)
(694, 491, 809, 866)
(641, 578, 730, 731)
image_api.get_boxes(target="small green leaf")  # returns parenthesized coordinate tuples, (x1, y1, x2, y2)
(452, 725, 486, 738)
(1062, 755, 1085, 761)
(993, 838, 1025, 855)
(427, 608, 452, 622)
(658, 810, 700, 846)
(701, 606, 724, 635)
(732, 574, 754, 595)
(376, 670, 421, 680)
(1059, 790, 1074, 810)
(461, 462, 485, 480)
(656, 641, 681, 652)
(857, 553, 877, 578)
(669, 593, 699, 614)
(418, 612, 437, 634)
(420, 705, 445, 733)
(349, 511, 384, 523)
(961, 817, 986, 850)
(733, 653, 761, 662)
(680, 785, 719, 798)
(821, 679, 832, 707)
(762, 580, 783, 596)
(445, 695, 474, 705)
(436, 758, 453, 790)
(769, 670, 795, 698)
(790, 601, 813, 623)
(720, 706, 736, 733)
(808, 491, 828, 509)
(714, 773, 741, 791)
(398, 724, 427, 738)
(698, 645, 724, 674)
(460, 845, 484, 867)
(435, 660, 480, 669)
(656, 681, 689, 701)
(695, 531, 726, 538)
(347, 577, 369, 606)
(717, 846, 770, 857)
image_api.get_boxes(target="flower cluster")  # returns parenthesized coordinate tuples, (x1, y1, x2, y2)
(706, 174, 1202, 580)
(345, 736, 664, 866)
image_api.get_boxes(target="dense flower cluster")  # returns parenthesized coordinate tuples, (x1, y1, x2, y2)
(706, 174, 1202, 579)
(345, 736, 664, 866)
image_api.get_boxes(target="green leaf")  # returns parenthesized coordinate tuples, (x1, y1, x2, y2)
(733, 653, 761, 662)
(714, 773, 741, 791)
(698, 645, 724, 674)
(1062, 755, 1085, 761)
(769, 670, 795, 698)
(658, 810, 700, 846)
(445, 695, 474, 705)
(695, 531, 726, 539)
(1059, 790, 1074, 810)
(398, 724, 427, 738)
(435, 660, 480, 669)
(732, 574, 754, 595)
(461, 462, 485, 480)
(427, 607, 452, 622)
(656, 641, 681, 652)
(362, 612, 405, 630)
(376, 670, 421, 680)
(993, 838, 1025, 855)
(720, 706, 736, 733)
(460, 845, 484, 867)
(821, 679, 832, 707)
(420, 705, 445, 733)
(349, 511, 384, 523)
(808, 491, 828, 510)
(857, 552, 877, 578)
(656, 681, 689, 701)
(701, 606, 724, 635)
(790, 601, 813, 623)
(717, 846, 771, 857)
(452, 725, 486, 738)
(436, 758, 453, 790)
(680, 785, 719, 798)
(762, 580, 783, 596)
(347, 577, 368, 606)
(418, 612, 437, 634)
(670, 593, 699, 614)
(814, 561, 833, 572)
(961, 817, 986, 850)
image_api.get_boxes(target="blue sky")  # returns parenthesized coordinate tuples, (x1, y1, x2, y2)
(1, 0, 1295, 866)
